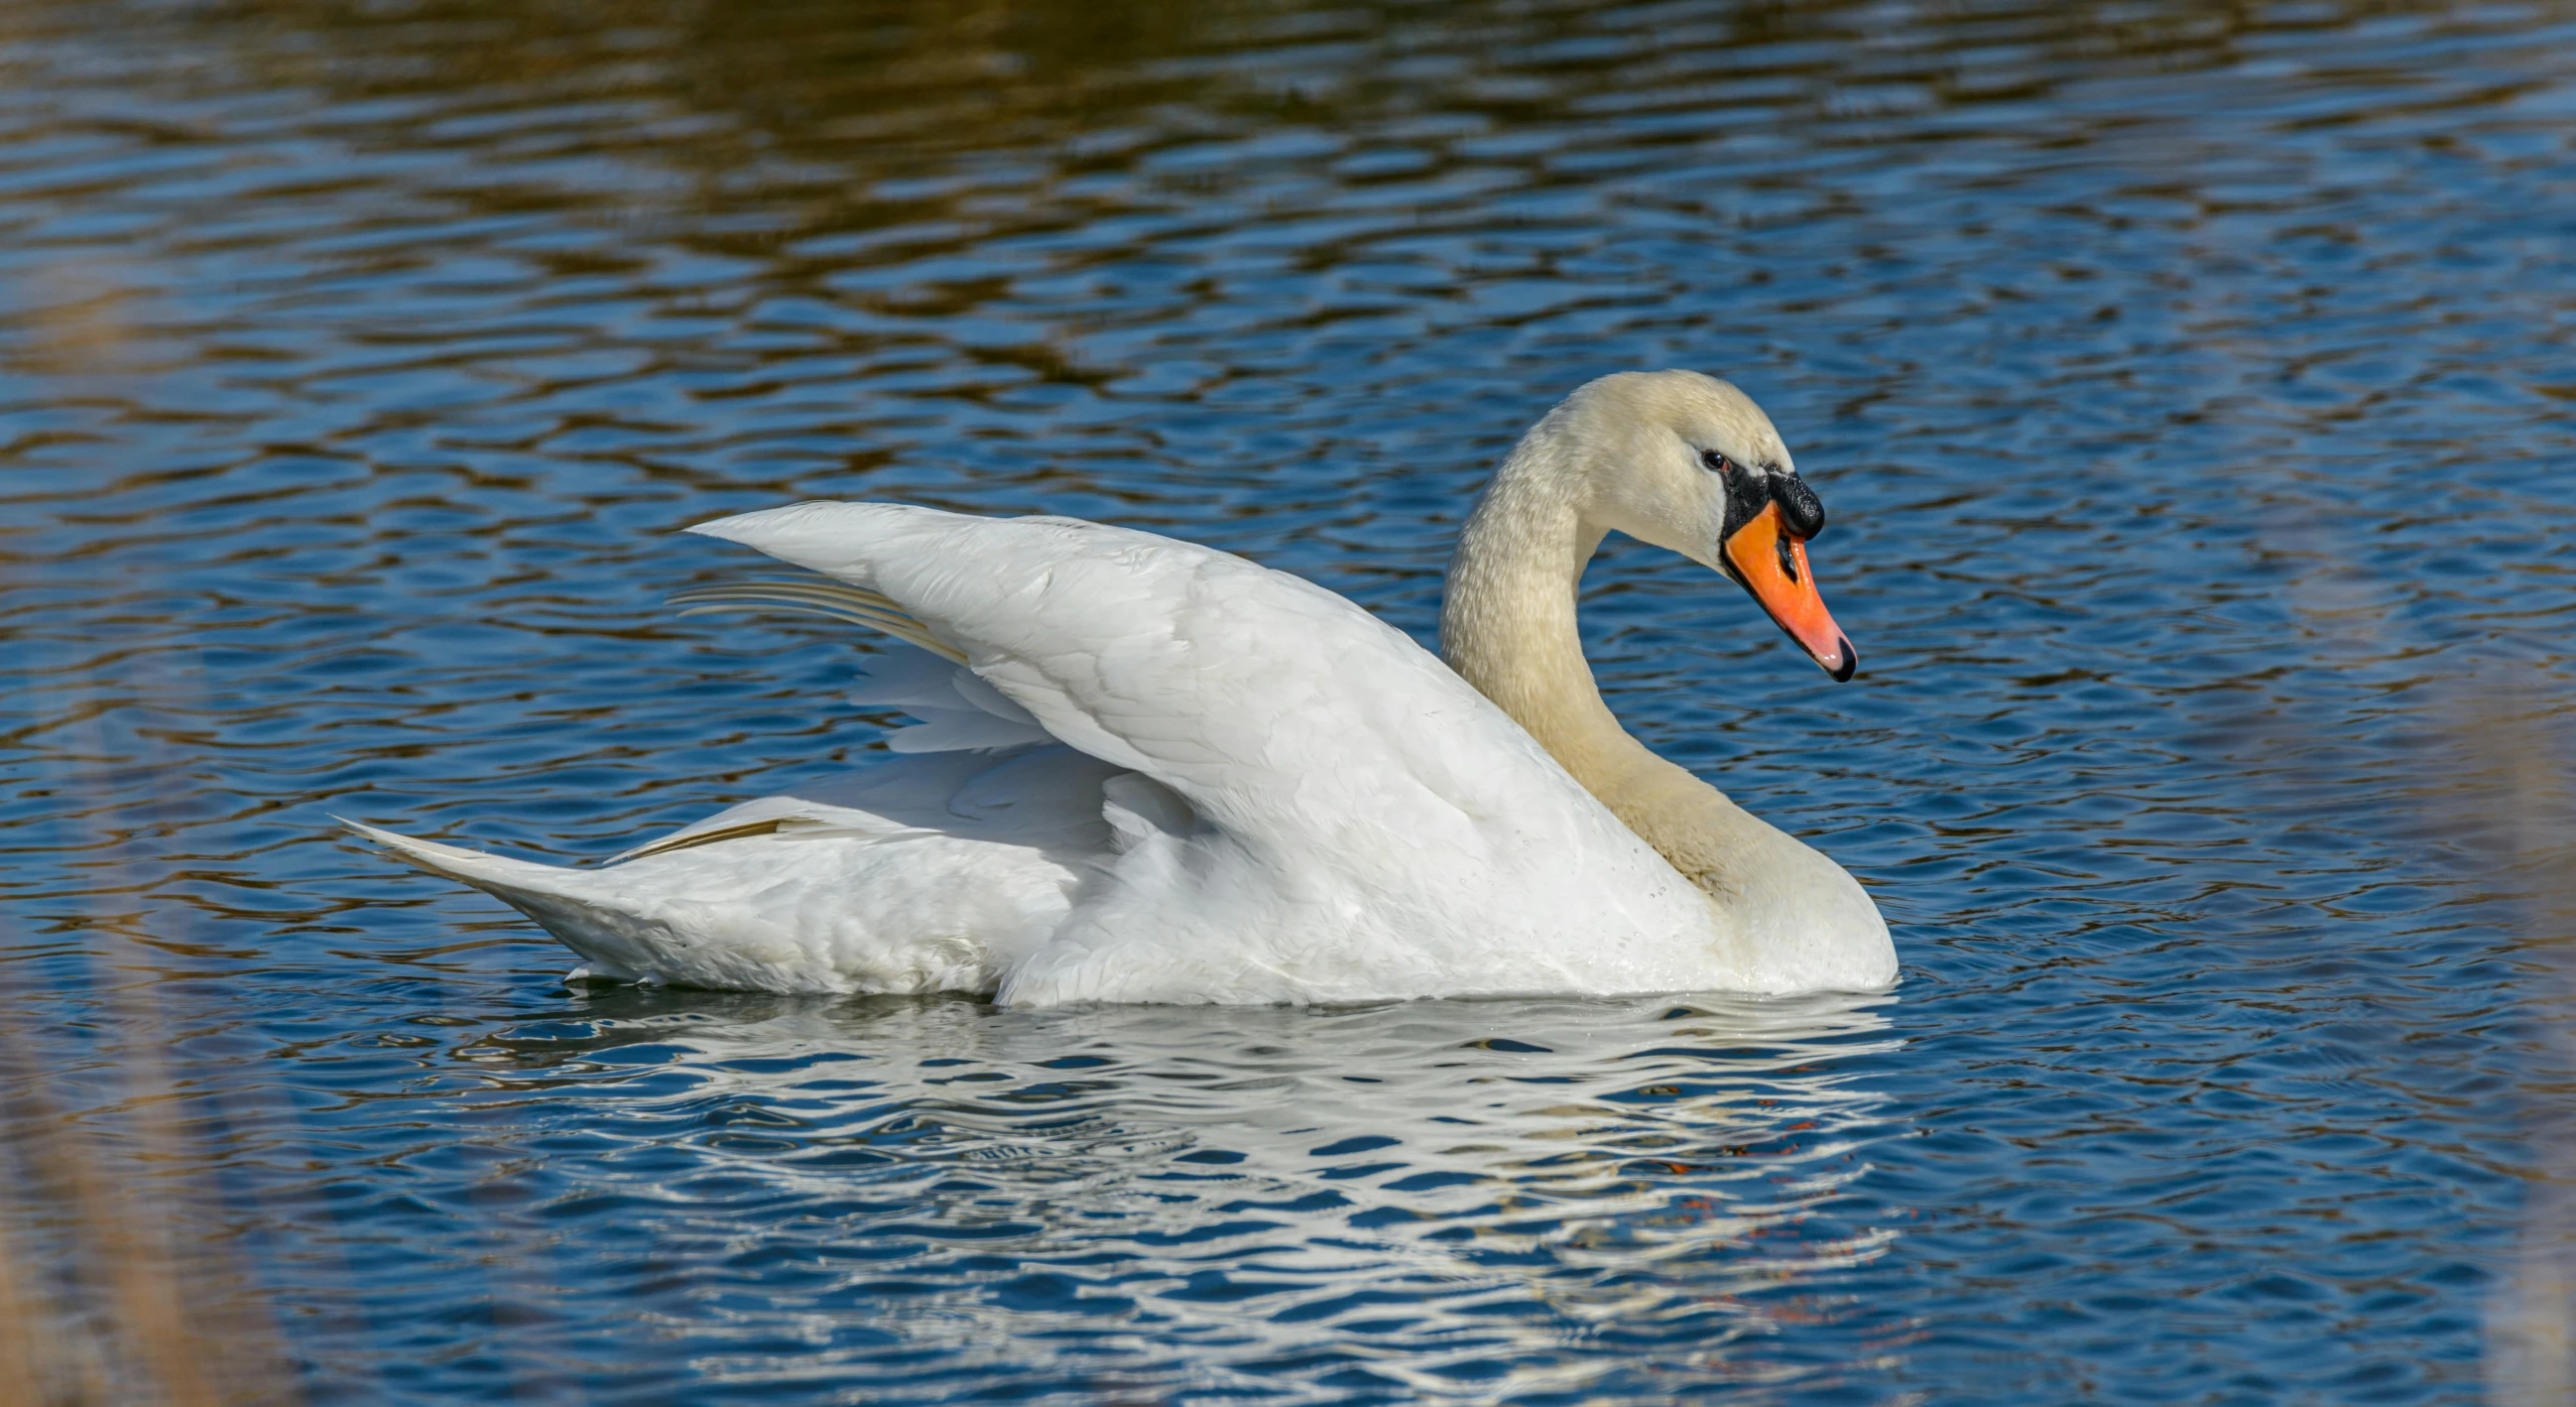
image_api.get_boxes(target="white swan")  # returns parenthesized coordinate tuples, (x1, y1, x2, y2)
(349, 371, 1896, 1004)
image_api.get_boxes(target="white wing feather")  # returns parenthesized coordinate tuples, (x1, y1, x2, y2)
(687, 502, 1730, 1005)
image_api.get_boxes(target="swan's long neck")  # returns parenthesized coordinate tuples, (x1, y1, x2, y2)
(1439, 430, 1779, 898)
(1438, 439, 1659, 802)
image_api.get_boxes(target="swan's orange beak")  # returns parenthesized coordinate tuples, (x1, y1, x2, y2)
(1722, 501, 1857, 681)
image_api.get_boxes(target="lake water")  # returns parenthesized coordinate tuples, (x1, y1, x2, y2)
(5, 1, 2575, 1402)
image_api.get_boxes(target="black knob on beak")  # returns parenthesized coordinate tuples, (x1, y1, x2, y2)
(1773, 474, 1826, 539)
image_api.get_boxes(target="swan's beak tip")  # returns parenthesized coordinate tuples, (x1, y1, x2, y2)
(1826, 637, 1858, 682)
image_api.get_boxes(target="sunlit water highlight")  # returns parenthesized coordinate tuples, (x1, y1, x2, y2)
(4, 1, 2575, 1402)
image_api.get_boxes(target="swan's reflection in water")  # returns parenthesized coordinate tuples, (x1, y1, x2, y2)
(456, 989, 1908, 1397)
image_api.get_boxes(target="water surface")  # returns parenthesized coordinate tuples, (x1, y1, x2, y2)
(5, 1, 2575, 1402)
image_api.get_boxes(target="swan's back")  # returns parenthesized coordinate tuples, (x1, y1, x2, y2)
(692, 503, 1737, 1003)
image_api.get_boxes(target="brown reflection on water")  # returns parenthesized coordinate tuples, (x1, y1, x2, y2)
(158, 0, 2501, 258)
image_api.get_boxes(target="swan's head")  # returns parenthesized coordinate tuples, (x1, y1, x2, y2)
(1550, 369, 1857, 681)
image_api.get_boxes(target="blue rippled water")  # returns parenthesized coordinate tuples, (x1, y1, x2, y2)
(5, 1, 2575, 1402)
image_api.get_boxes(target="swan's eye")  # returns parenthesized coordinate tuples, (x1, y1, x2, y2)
(1699, 449, 1735, 476)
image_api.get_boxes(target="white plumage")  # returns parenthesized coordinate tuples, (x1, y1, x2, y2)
(351, 372, 1899, 1004)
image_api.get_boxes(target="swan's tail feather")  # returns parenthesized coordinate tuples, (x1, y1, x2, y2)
(337, 817, 657, 980)
(669, 578, 966, 664)
(614, 817, 790, 862)
(337, 817, 596, 895)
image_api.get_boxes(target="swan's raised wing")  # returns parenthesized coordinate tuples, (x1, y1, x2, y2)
(670, 582, 1052, 755)
(688, 502, 1719, 1004)
(688, 503, 1527, 847)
